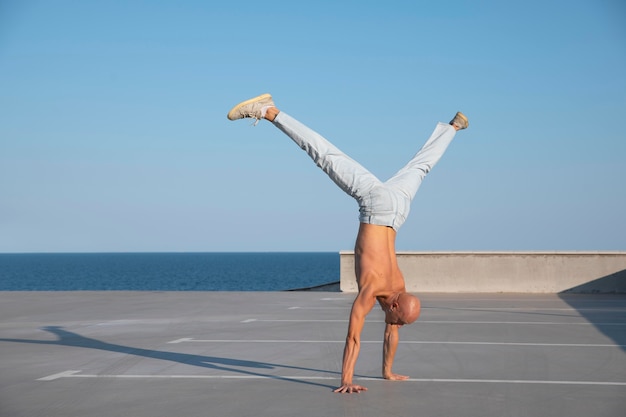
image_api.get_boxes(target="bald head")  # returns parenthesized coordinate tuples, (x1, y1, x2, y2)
(397, 293, 421, 324)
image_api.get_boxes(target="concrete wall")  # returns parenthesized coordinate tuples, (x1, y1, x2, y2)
(339, 251, 626, 293)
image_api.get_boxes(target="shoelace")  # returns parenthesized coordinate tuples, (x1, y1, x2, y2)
(248, 105, 273, 126)
(240, 105, 263, 126)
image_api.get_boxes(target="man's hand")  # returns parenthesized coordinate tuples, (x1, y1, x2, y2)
(383, 372, 410, 381)
(333, 383, 368, 394)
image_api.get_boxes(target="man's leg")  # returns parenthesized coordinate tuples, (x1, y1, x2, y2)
(374, 114, 467, 230)
(270, 111, 382, 202)
(384, 122, 458, 201)
(228, 94, 384, 218)
(227, 94, 467, 229)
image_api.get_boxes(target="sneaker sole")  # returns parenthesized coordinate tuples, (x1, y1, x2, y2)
(227, 93, 272, 120)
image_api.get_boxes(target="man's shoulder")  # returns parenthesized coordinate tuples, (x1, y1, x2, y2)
(356, 283, 377, 298)
(350, 288, 377, 319)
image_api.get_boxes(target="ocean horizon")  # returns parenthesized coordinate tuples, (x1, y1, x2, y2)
(0, 252, 340, 291)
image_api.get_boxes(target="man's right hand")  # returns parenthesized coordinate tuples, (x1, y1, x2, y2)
(333, 383, 368, 394)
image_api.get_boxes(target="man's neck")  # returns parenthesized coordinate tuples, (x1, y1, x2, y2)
(378, 291, 401, 310)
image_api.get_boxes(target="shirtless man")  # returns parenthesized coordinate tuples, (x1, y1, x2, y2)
(227, 94, 468, 393)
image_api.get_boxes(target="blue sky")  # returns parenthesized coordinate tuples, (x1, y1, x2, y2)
(1, 0, 625, 253)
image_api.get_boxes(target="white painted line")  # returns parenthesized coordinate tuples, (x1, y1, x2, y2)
(250, 319, 626, 325)
(400, 378, 626, 386)
(252, 319, 349, 322)
(167, 338, 194, 344)
(173, 338, 624, 348)
(288, 307, 300, 310)
(400, 341, 625, 347)
(419, 321, 626, 326)
(37, 370, 626, 386)
(422, 306, 626, 312)
(291, 306, 626, 312)
(241, 319, 257, 323)
(37, 370, 82, 381)
(284, 307, 350, 310)
(180, 338, 346, 343)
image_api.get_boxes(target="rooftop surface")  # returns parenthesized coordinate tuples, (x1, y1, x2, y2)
(1, 291, 625, 417)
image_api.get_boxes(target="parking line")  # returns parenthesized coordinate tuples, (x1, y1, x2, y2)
(292, 306, 605, 311)
(245, 319, 626, 325)
(37, 370, 82, 381)
(166, 338, 194, 344)
(165, 338, 625, 347)
(37, 370, 626, 386)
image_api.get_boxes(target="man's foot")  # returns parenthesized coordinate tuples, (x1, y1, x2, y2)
(449, 112, 469, 130)
(227, 93, 275, 123)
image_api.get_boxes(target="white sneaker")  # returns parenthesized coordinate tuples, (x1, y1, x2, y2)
(449, 112, 469, 130)
(227, 93, 275, 122)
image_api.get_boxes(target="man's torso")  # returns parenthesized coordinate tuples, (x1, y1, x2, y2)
(353, 223, 406, 298)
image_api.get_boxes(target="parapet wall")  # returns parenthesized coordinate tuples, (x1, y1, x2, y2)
(339, 251, 626, 293)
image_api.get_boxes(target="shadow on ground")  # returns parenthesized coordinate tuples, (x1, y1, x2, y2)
(0, 326, 339, 390)
(559, 270, 626, 352)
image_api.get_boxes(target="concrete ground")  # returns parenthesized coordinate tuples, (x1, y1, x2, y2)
(1, 291, 625, 417)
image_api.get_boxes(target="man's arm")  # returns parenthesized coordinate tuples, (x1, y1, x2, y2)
(333, 290, 375, 393)
(382, 323, 409, 380)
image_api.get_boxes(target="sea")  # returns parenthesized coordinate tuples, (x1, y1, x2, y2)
(0, 252, 340, 291)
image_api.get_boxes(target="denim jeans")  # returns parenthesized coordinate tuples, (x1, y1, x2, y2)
(272, 112, 457, 231)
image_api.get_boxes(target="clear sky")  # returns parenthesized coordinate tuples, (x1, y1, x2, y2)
(1, 0, 625, 253)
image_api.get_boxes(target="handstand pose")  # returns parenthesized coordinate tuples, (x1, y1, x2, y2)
(227, 94, 468, 393)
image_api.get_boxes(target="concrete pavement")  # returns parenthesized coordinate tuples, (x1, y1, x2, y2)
(1, 291, 625, 417)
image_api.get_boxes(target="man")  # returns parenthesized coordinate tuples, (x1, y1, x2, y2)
(227, 94, 468, 393)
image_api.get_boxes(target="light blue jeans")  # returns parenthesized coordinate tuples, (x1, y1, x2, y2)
(272, 112, 457, 231)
